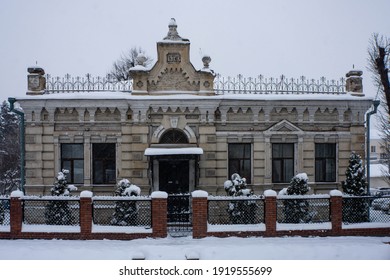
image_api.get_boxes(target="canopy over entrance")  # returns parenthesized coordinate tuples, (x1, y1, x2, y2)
(144, 147, 203, 156)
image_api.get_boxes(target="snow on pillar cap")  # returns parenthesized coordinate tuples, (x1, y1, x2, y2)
(151, 191, 168, 199)
(329, 190, 343, 196)
(263, 189, 277, 197)
(10, 190, 24, 197)
(80, 190, 93, 198)
(192, 190, 208, 198)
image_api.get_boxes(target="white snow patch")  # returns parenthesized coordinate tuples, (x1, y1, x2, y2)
(342, 222, 390, 229)
(277, 222, 332, 231)
(10, 190, 24, 198)
(124, 185, 141, 196)
(0, 236, 389, 260)
(192, 190, 208, 198)
(91, 224, 152, 234)
(22, 224, 80, 233)
(80, 191, 93, 198)
(330, 190, 343, 196)
(0, 225, 10, 232)
(151, 191, 168, 199)
(264, 190, 277, 197)
(207, 223, 266, 232)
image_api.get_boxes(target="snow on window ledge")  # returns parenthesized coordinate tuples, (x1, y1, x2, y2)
(342, 222, 390, 229)
(0, 225, 10, 232)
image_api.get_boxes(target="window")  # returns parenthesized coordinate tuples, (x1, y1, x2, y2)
(93, 143, 116, 184)
(371, 145, 376, 153)
(159, 129, 188, 144)
(61, 144, 84, 184)
(272, 143, 294, 183)
(228, 144, 251, 184)
(315, 143, 336, 182)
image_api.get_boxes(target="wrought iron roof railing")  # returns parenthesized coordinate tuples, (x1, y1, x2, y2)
(45, 73, 347, 95)
(213, 74, 346, 95)
(45, 74, 133, 92)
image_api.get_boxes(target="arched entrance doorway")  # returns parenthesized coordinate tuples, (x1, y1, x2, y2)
(144, 129, 203, 236)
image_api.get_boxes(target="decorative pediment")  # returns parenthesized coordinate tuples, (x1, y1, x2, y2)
(130, 19, 215, 96)
(265, 120, 303, 134)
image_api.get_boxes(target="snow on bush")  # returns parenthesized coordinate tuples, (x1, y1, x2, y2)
(282, 173, 313, 223)
(45, 169, 77, 225)
(111, 179, 141, 226)
(223, 173, 258, 224)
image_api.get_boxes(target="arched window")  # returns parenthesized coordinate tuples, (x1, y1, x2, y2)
(159, 129, 188, 144)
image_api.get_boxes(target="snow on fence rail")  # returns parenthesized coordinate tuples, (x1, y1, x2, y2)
(45, 73, 347, 95)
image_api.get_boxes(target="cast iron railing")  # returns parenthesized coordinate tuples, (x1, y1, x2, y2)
(45, 73, 346, 95)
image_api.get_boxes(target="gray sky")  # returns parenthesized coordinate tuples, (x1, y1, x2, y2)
(0, 0, 389, 104)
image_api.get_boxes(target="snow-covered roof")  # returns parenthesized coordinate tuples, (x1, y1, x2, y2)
(15, 91, 373, 101)
(370, 163, 388, 178)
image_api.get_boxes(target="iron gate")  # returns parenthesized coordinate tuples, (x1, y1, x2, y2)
(167, 194, 192, 237)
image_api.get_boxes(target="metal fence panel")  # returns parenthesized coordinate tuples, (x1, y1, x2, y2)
(93, 199, 151, 227)
(208, 197, 265, 225)
(343, 196, 390, 224)
(277, 197, 330, 223)
(23, 199, 80, 225)
(0, 197, 10, 226)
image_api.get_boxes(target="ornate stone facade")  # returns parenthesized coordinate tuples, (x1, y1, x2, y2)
(17, 19, 372, 195)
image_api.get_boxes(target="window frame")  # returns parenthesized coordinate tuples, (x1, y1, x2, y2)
(61, 143, 84, 184)
(92, 143, 116, 185)
(315, 143, 336, 182)
(228, 143, 252, 184)
(272, 143, 294, 183)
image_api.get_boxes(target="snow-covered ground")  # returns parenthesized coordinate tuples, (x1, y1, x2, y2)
(0, 236, 389, 260)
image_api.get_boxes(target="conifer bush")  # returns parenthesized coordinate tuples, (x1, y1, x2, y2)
(45, 169, 78, 225)
(282, 173, 313, 223)
(111, 179, 141, 226)
(224, 173, 257, 224)
(341, 152, 369, 223)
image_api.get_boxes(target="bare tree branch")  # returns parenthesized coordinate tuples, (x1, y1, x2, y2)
(108, 47, 153, 81)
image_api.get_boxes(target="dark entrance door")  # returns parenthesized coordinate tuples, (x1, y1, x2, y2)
(159, 160, 189, 194)
(159, 159, 191, 237)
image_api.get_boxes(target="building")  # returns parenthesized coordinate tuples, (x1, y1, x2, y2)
(14, 19, 373, 195)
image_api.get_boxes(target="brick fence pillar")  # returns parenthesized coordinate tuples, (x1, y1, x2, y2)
(80, 191, 93, 238)
(264, 190, 277, 237)
(10, 190, 24, 237)
(151, 191, 168, 238)
(330, 190, 343, 235)
(192, 190, 208, 239)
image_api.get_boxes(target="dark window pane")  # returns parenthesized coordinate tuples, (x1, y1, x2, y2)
(228, 144, 251, 184)
(272, 144, 294, 183)
(315, 143, 336, 182)
(93, 143, 116, 184)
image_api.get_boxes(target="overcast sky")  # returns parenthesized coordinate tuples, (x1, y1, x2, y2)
(0, 0, 389, 104)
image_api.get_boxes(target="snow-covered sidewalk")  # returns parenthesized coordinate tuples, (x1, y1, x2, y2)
(0, 236, 389, 260)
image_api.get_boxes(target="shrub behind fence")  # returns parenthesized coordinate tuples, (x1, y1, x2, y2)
(208, 196, 265, 225)
(277, 196, 330, 224)
(92, 197, 151, 227)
